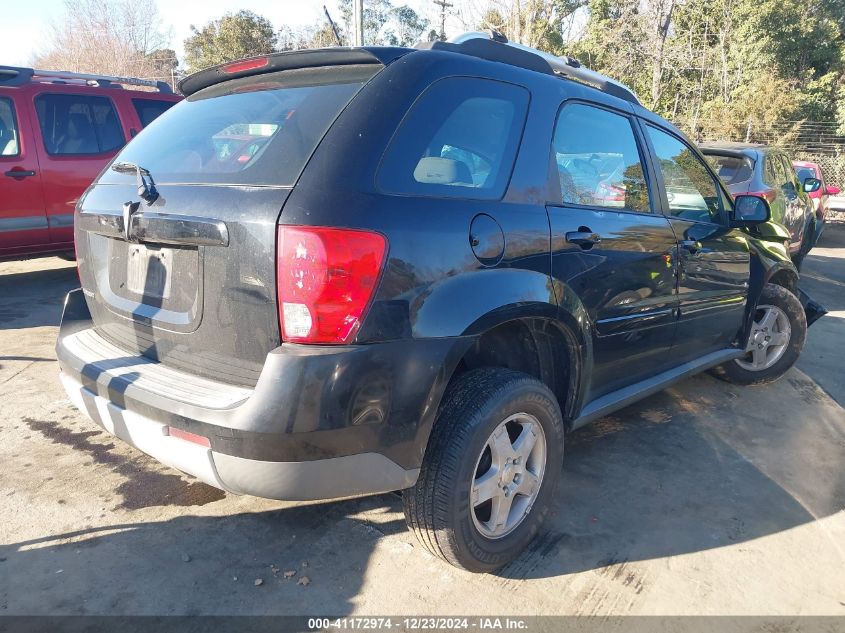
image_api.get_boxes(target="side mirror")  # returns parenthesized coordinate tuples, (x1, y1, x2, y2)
(826, 185, 840, 196)
(733, 194, 771, 225)
(803, 177, 822, 193)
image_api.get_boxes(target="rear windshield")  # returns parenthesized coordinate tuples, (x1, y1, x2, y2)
(705, 154, 754, 185)
(795, 166, 817, 183)
(100, 65, 377, 187)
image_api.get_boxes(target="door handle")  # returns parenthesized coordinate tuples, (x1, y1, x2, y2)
(4, 169, 36, 178)
(566, 230, 601, 249)
(680, 239, 702, 255)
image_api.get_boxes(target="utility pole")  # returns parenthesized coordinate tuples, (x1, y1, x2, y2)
(353, 0, 364, 46)
(433, 0, 453, 41)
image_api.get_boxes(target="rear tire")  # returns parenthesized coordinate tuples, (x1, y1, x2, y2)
(403, 368, 564, 573)
(712, 283, 806, 386)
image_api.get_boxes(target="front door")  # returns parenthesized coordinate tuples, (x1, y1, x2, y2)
(547, 102, 679, 400)
(0, 94, 48, 252)
(642, 124, 750, 361)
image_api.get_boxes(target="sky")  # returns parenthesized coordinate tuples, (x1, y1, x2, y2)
(1, 0, 475, 67)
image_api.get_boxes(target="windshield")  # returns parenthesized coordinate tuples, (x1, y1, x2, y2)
(705, 154, 754, 185)
(99, 65, 378, 187)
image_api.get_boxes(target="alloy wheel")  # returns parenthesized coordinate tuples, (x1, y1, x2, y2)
(736, 304, 791, 371)
(470, 413, 547, 539)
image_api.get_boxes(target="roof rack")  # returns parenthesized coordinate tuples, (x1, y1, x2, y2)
(0, 66, 173, 93)
(416, 31, 641, 106)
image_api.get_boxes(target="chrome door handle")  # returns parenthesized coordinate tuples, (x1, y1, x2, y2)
(566, 230, 601, 248)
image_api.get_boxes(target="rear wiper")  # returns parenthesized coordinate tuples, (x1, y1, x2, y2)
(112, 161, 159, 205)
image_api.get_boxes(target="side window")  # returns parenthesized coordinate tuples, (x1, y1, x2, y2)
(0, 97, 19, 157)
(132, 99, 176, 128)
(646, 125, 722, 224)
(779, 155, 798, 192)
(378, 78, 529, 199)
(769, 153, 789, 191)
(763, 156, 777, 187)
(552, 103, 650, 212)
(34, 94, 124, 155)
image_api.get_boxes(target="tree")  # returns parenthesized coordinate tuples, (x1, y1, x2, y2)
(568, 0, 845, 140)
(337, 0, 429, 46)
(184, 11, 277, 73)
(467, 1, 588, 50)
(33, 0, 175, 86)
(386, 5, 430, 46)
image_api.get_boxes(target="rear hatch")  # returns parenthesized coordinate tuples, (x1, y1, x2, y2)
(76, 64, 380, 387)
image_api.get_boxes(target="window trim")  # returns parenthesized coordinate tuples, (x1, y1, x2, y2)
(546, 99, 657, 217)
(639, 121, 732, 226)
(374, 75, 531, 202)
(33, 93, 125, 158)
(0, 96, 22, 158)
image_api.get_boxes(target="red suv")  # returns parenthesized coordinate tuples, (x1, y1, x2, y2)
(793, 160, 840, 236)
(0, 66, 181, 259)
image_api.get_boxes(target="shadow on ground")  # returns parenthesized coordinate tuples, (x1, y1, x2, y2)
(0, 264, 79, 330)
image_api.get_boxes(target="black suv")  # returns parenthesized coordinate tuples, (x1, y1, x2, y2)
(57, 33, 825, 573)
(700, 143, 821, 267)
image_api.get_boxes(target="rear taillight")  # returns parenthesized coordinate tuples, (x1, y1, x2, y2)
(277, 226, 387, 344)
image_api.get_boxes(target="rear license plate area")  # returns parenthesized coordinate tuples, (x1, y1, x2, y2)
(127, 244, 172, 299)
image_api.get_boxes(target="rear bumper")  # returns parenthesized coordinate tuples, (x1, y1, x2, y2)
(57, 288, 470, 500)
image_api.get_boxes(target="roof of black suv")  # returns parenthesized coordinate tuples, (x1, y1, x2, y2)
(178, 31, 642, 106)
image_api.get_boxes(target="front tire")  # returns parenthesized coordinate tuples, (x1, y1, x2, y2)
(712, 283, 806, 385)
(403, 368, 564, 573)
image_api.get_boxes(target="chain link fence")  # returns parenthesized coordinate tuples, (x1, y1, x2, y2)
(674, 118, 845, 189)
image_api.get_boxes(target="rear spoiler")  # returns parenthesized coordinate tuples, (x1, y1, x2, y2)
(699, 147, 759, 160)
(178, 47, 410, 97)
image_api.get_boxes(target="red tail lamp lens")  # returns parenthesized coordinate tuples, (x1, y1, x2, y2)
(277, 226, 387, 344)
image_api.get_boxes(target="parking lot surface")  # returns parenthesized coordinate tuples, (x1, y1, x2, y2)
(1, 228, 844, 616)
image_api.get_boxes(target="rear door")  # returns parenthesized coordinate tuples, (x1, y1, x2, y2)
(31, 89, 126, 245)
(547, 102, 679, 399)
(643, 124, 750, 360)
(76, 65, 379, 387)
(0, 92, 48, 252)
(778, 153, 810, 249)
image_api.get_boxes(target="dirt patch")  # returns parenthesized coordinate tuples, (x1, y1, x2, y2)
(640, 409, 671, 425)
(24, 416, 225, 510)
